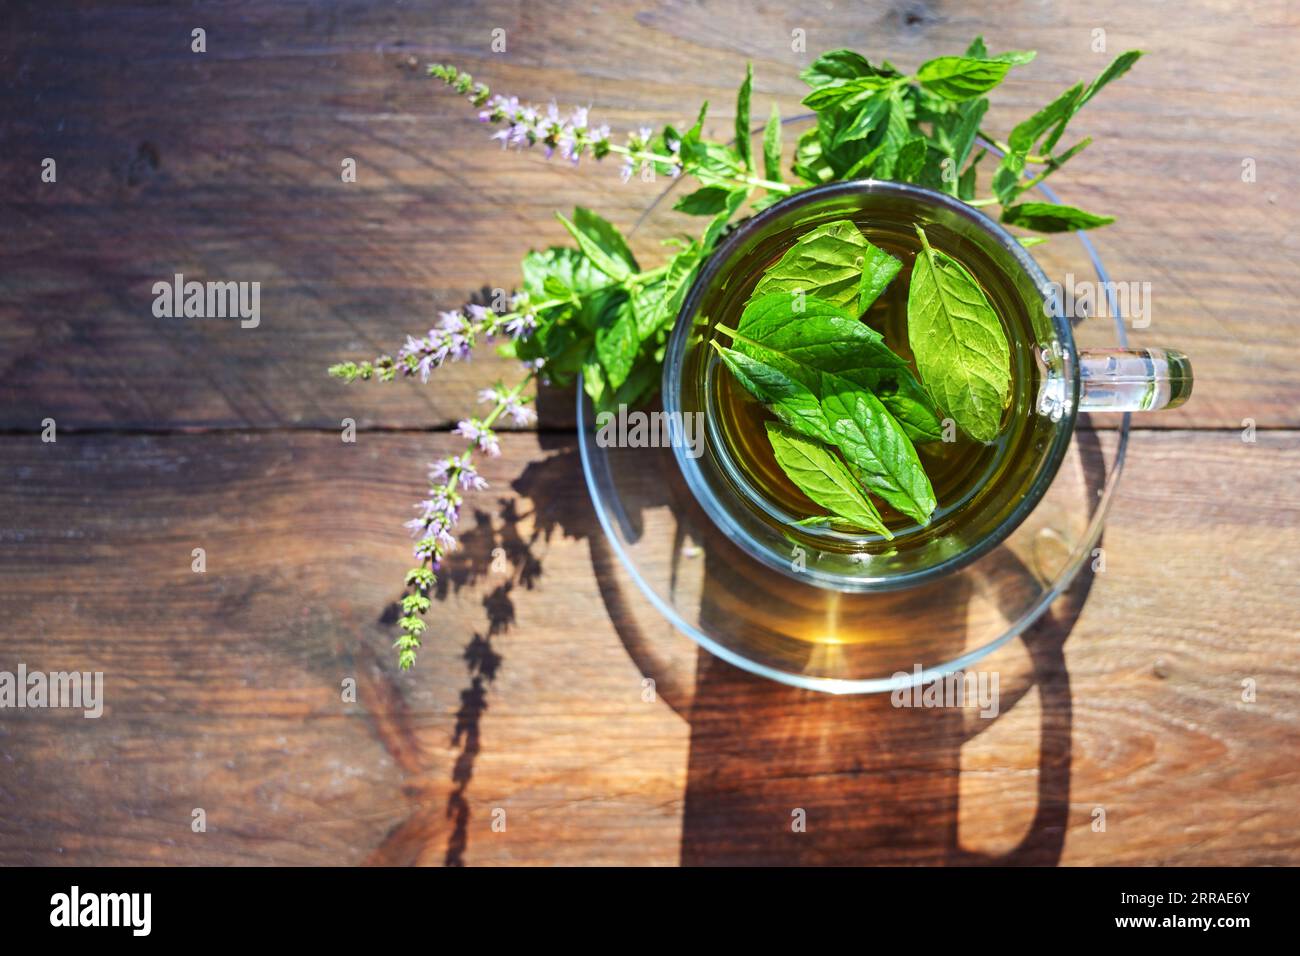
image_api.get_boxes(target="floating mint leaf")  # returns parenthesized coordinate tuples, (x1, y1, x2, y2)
(751, 220, 901, 315)
(726, 293, 944, 443)
(907, 226, 1011, 442)
(763, 422, 891, 537)
(711, 342, 836, 444)
(820, 371, 936, 525)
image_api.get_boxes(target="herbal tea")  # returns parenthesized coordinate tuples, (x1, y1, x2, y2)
(704, 214, 1040, 545)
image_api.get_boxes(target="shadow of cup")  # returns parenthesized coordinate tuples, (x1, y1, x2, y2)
(582, 417, 1112, 864)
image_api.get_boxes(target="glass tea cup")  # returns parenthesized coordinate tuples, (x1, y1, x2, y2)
(662, 180, 1192, 592)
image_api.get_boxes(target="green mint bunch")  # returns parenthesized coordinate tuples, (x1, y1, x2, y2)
(792, 38, 1143, 232)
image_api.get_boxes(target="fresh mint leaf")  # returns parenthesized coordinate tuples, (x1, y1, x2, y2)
(1008, 82, 1084, 153)
(595, 307, 636, 390)
(1000, 201, 1115, 232)
(991, 151, 1026, 206)
(829, 91, 890, 148)
(893, 135, 928, 181)
(1079, 49, 1144, 110)
(871, 92, 915, 178)
(556, 207, 639, 281)
(712, 342, 836, 443)
(949, 97, 988, 170)
(701, 187, 749, 249)
(857, 239, 905, 312)
(1040, 50, 1143, 155)
(725, 294, 944, 443)
(735, 62, 753, 171)
(763, 422, 891, 537)
(802, 75, 898, 112)
(820, 371, 936, 525)
(583, 357, 609, 408)
(992, 50, 1037, 66)
(521, 246, 605, 300)
(916, 53, 1030, 101)
(673, 185, 739, 215)
(965, 36, 989, 59)
(763, 103, 783, 184)
(800, 49, 891, 88)
(751, 220, 901, 314)
(684, 141, 746, 188)
(991, 83, 1083, 204)
(638, 243, 702, 338)
(907, 226, 1011, 442)
(957, 148, 984, 200)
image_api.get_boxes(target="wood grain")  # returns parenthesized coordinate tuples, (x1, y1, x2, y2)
(0, 429, 1295, 865)
(1, 0, 1297, 868)
(2, 0, 1297, 429)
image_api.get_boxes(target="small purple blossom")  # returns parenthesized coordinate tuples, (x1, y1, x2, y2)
(454, 418, 501, 457)
(504, 310, 537, 339)
(506, 400, 537, 426)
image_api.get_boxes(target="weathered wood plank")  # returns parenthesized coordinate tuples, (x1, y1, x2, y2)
(1, 0, 1296, 430)
(0, 429, 1295, 864)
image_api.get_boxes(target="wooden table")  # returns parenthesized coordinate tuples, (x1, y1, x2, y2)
(2, 0, 1297, 866)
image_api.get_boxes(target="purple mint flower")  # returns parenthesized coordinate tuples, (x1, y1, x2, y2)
(465, 304, 493, 325)
(404, 516, 428, 539)
(506, 400, 536, 426)
(432, 522, 456, 551)
(454, 420, 480, 441)
(428, 458, 454, 483)
(457, 419, 501, 457)
(558, 132, 580, 164)
(447, 334, 472, 362)
(438, 310, 466, 333)
(504, 311, 537, 339)
(459, 467, 488, 492)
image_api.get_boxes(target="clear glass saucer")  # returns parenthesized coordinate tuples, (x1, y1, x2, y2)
(577, 125, 1130, 694)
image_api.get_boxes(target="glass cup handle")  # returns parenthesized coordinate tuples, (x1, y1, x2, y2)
(1076, 347, 1193, 413)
